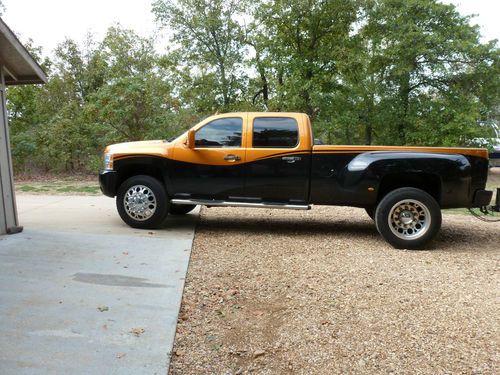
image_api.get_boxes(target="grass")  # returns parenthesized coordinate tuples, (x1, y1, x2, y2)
(15, 179, 100, 196)
(55, 185, 100, 194)
(19, 185, 45, 192)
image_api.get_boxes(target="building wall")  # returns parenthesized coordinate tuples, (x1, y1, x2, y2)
(0, 65, 20, 234)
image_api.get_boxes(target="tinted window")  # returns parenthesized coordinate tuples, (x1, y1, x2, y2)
(195, 118, 242, 148)
(252, 117, 299, 148)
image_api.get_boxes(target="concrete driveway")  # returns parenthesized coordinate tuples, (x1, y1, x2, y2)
(0, 194, 199, 375)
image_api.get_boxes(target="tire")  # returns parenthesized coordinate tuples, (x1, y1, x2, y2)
(169, 203, 197, 215)
(365, 207, 375, 220)
(375, 187, 441, 249)
(116, 175, 169, 229)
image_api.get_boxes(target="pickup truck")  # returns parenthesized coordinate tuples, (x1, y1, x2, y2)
(99, 112, 493, 249)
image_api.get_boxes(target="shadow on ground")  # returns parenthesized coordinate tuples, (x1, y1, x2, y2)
(198, 212, 498, 253)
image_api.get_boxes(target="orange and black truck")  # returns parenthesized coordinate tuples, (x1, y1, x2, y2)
(99, 112, 496, 249)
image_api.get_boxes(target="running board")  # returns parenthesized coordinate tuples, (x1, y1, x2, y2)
(170, 199, 311, 210)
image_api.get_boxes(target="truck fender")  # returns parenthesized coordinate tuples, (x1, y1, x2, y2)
(342, 151, 471, 206)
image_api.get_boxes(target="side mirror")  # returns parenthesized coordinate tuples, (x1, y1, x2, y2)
(186, 129, 196, 149)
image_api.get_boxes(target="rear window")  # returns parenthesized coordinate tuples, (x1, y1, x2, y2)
(252, 117, 299, 148)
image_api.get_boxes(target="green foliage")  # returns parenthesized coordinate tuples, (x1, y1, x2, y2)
(356, 0, 499, 145)
(255, 0, 357, 117)
(7, 0, 500, 174)
(8, 27, 192, 173)
(152, 0, 248, 111)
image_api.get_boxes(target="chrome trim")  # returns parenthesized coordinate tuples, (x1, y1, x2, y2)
(170, 199, 311, 210)
(282, 156, 301, 163)
(388, 198, 431, 240)
(224, 154, 241, 161)
(124, 185, 157, 221)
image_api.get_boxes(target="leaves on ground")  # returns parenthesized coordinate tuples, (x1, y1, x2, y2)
(130, 327, 145, 337)
(97, 305, 109, 312)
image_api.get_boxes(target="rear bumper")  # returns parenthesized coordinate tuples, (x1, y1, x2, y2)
(471, 189, 493, 207)
(99, 170, 118, 197)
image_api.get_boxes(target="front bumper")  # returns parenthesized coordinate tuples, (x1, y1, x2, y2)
(471, 189, 493, 207)
(99, 170, 118, 197)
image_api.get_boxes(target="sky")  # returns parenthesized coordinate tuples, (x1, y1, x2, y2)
(1, 0, 164, 55)
(1, 0, 499, 58)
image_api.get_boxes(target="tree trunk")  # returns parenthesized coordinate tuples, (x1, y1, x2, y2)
(260, 69, 268, 104)
(363, 93, 374, 145)
(301, 68, 314, 118)
(219, 62, 229, 109)
(364, 121, 372, 145)
(276, 67, 285, 111)
(398, 71, 411, 145)
(251, 66, 268, 106)
(255, 50, 268, 105)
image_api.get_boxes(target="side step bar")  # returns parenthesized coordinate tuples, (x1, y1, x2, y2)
(170, 198, 311, 210)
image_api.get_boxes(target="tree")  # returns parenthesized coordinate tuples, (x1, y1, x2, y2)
(152, 0, 247, 112)
(7, 42, 55, 171)
(254, 0, 358, 119)
(6, 1, 500, 175)
(8, 27, 185, 173)
(361, 0, 499, 145)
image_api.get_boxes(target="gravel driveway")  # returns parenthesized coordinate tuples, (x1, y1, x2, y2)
(170, 206, 499, 374)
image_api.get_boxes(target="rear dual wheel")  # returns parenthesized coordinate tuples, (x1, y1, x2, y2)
(374, 188, 441, 249)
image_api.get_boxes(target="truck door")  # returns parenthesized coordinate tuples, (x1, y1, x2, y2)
(244, 114, 311, 203)
(169, 115, 246, 199)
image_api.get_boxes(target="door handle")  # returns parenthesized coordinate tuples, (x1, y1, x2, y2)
(224, 154, 241, 162)
(282, 156, 301, 163)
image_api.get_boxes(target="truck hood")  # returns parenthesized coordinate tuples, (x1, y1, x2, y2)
(105, 140, 171, 158)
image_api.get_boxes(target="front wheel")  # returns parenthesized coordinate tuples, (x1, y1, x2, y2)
(116, 175, 169, 229)
(375, 187, 441, 249)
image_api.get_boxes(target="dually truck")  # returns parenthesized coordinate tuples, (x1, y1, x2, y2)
(99, 112, 495, 249)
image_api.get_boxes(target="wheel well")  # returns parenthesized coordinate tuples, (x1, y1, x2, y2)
(115, 165, 164, 194)
(377, 173, 441, 205)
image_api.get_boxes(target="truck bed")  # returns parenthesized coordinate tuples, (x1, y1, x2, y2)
(312, 145, 488, 159)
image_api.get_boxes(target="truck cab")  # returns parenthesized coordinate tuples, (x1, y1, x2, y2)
(168, 112, 313, 204)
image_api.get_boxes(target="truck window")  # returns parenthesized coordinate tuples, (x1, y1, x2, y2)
(195, 117, 243, 148)
(252, 117, 299, 148)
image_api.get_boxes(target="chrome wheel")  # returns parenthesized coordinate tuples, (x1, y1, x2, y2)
(123, 185, 157, 221)
(388, 199, 431, 240)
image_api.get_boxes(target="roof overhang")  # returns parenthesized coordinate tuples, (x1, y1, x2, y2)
(0, 17, 47, 85)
